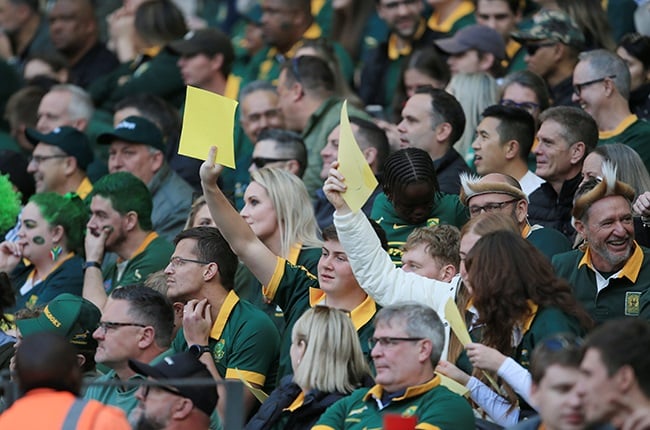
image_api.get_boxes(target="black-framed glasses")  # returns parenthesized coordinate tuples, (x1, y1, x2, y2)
(97, 321, 147, 335)
(28, 154, 68, 164)
(500, 99, 539, 114)
(252, 157, 292, 169)
(524, 42, 557, 56)
(368, 336, 424, 349)
(573, 75, 616, 96)
(468, 199, 519, 217)
(168, 256, 211, 268)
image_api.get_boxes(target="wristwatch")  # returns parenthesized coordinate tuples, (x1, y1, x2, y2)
(83, 261, 102, 271)
(189, 344, 211, 358)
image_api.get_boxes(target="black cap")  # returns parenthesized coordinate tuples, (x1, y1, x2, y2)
(25, 126, 94, 171)
(129, 352, 218, 416)
(97, 116, 165, 152)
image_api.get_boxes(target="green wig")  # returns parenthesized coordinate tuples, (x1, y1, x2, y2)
(88, 172, 153, 231)
(29, 192, 88, 254)
(0, 174, 21, 237)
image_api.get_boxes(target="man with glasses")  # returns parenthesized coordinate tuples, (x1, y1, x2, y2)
(249, 128, 306, 177)
(24, 125, 94, 198)
(164, 226, 280, 422)
(512, 10, 585, 108)
(527, 106, 598, 240)
(82, 172, 174, 310)
(129, 351, 218, 430)
(359, 0, 436, 116)
(572, 49, 650, 173)
(460, 172, 570, 260)
(313, 303, 475, 430)
(84, 285, 176, 416)
(471, 104, 543, 196)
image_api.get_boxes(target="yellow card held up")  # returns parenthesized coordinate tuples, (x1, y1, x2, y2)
(337, 101, 378, 212)
(235, 368, 269, 403)
(444, 298, 472, 346)
(178, 85, 237, 168)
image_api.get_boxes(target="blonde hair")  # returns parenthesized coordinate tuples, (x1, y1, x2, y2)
(250, 168, 321, 258)
(184, 195, 207, 230)
(292, 307, 369, 393)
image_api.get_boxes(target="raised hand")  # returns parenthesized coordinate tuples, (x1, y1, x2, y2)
(199, 146, 224, 190)
(322, 161, 352, 214)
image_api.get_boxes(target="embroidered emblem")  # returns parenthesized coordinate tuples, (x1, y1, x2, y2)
(213, 339, 225, 361)
(625, 292, 641, 316)
(402, 406, 418, 417)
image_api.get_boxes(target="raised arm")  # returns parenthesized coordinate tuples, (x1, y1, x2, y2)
(200, 146, 277, 285)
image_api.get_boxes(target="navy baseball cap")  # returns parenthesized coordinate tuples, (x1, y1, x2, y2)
(25, 126, 94, 171)
(97, 116, 165, 152)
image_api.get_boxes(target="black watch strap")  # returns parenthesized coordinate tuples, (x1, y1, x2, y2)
(189, 344, 211, 358)
(83, 261, 102, 271)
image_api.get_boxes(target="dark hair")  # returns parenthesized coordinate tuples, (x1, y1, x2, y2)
(619, 33, 650, 71)
(174, 227, 238, 291)
(5, 85, 47, 132)
(281, 55, 336, 95)
(111, 284, 175, 348)
(350, 116, 390, 173)
(501, 70, 551, 113)
(11, 0, 39, 11)
(414, 87, 466, 145)
(114, 93, 181, 146)
(481, 104, 536, 161)
(256, 128, 307, 177)
(239, 80, 276, 101)
(134, 0, 187, 46)
(322, 219, 389, 251)
(478, 0, 521, 14)
(466, 230, 593, 356)
(530, 333, 584, 384)
(0, 273, 16, 326)
(89, 172, 153, 231)
(539, 106, 598, 157)
(585, 318, 650, 398)
(382, 147, 439, 197)
(25, 51, 69, 73)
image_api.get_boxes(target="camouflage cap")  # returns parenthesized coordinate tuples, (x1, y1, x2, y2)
(511, 10, 585, 49)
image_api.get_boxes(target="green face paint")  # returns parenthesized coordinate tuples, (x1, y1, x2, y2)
(33, 236, 45, 245)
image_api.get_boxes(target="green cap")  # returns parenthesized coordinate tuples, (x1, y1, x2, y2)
(511, 10, 585, 49)
(25, 126, 94, 171)
(16, 293, 101, 350)
(97, 115, 165, 152)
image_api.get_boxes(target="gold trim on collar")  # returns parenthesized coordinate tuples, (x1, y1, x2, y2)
(599, 114, 638, 139)
(210, 290, 240, 340)
(308, 289, 376, 331)
(118, 232, 159, 263)
(75, 177, 93, 199)
(427, 1, 475, 33)
(363, 375, 441, 402)
(579, 241, 644, 282)
(387, 19, 426, 60)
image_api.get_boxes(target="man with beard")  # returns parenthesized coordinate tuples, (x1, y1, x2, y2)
(82, 172, 174, 310)
(553, 166, 650, 323)
(47, 0, 119, 88)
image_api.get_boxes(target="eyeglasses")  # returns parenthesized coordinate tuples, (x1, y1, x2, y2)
(500, 99, 539, 114)
(368, 336, 424, 349)
(28, 154, 68, 164)
(97, 321, 147, 334)
(381, 0, 421, 11)
(573, 75, 616, 96)
(524, 42, 557, 56)
(168, 256, 211, 268)
(142, 383, 182, 399)
(468, 199, 519, 217)
(251, 156, 292, 169)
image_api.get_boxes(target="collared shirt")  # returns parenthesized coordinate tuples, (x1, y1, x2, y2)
(579, 242, 644, 294)
(427, 1, 475, 34)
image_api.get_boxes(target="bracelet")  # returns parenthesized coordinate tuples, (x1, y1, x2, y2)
(83, 261, 102, 271)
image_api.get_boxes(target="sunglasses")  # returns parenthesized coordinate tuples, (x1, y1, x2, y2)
(524, 42, 557, 56)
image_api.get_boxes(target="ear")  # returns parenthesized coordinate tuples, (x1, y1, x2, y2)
(76, 353, 86, 368)
(569, 142, 586, 165)
(203, 262, 219, 282)
(285, 159, 301, 176)
(363, 147, 378, 168)
(514, 200, 528, 224)
(290, 81, 304, 102)
(210, 53, 224, 73)
(171, 397, 194, 419)
(150, 150, 164, 173)
(615, 365, 637, 394)
(435, 122, 453, 144)
(439, 264, 457, 282)
(62, 156, 78, 176)
(72, 119, 88, 131)
(137, 326, 156, 349)
(478, 53, 495, 72)
(603, 77, 616, 98)
(503, 140, 519, 161)
(419, 338, 433, 365)
(50, 224, 65, 243)
(551, 43, 565, 62)
(573, 217, 586, 237)
(123, 210, 140, 232)
(172, 302, 184, 329)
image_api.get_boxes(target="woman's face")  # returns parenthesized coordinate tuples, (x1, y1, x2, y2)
(404, 68, 445, 98)
(240, 182, 279, 243)
(191, 204, 215, 228)
(580, 152, 605, 188)
(17, 202, 55, 262)
(289, 337, 306, 373)
(617, 46, 650, 92)
(390, 182, 436, 225)
(459, 231, 481, 291)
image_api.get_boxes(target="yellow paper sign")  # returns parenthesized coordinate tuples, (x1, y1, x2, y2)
(337, 101, 379, 212)
(178, 85, 237, 168)
(444, 298, 472, 346)
(235, 368, 269, 403)
(438, 374, 470, 397)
